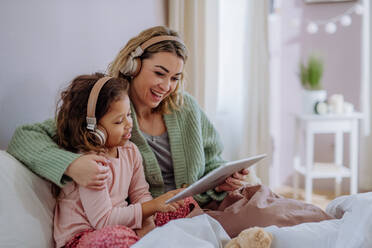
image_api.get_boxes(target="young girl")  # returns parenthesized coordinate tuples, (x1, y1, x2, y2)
(53, 73, 187, 248)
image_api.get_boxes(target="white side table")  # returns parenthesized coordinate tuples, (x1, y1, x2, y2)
(293, 113, 363, 203)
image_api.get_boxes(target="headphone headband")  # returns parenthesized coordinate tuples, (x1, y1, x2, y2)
(86, 76, 113, 131)
(139, 35, 185, 52)
(120, 35, 186, 77)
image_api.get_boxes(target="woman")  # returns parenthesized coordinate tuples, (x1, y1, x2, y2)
(7, 26, 249, 206)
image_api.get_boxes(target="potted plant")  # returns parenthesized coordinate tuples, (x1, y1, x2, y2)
(299, 54, 327, 114)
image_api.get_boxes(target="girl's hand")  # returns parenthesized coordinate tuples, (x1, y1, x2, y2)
(153, 188, 185, 213)
(65, 154, 111, 190)
(141, 188, 185, 219)
(215, 168, 250, 192)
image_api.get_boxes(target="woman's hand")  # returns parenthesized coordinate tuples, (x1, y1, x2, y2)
(215, 168, 250, 192)
(65, 154, 111, 190)
(141, 188, 185, 219)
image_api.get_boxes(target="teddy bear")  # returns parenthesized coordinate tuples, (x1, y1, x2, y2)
(224, 227, 273, 248)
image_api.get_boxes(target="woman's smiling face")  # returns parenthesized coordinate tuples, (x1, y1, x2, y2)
(129, 52, 184, 111)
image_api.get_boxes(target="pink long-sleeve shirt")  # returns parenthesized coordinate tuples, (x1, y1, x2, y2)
(53, 142, 153, 248)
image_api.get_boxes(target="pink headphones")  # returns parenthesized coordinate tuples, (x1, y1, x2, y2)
(120, 35, 185, 77)
(86, 76, 113, 145)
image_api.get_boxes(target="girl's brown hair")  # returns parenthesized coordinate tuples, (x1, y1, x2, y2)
(54, 73, 129, 154)
(107, 26, 188, 114)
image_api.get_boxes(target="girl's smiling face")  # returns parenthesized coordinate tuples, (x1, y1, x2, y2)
(99, 94, 132, 150)
(129, 52, 184, 111)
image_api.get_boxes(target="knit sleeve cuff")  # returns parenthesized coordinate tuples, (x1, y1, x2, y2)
(193, 190, 227, 206)
(206, 189, 227, 202)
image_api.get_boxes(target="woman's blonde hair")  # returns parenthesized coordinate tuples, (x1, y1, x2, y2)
(107, 26, 188, 114)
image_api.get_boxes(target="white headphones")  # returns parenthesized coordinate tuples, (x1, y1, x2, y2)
(120, 35, 185, 77)
(86, 76, 113, 145)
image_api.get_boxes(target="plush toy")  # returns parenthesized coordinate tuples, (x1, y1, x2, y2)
(225, 227, 273, 248)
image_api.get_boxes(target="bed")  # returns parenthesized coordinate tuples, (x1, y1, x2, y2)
(1, 150, 371, 248)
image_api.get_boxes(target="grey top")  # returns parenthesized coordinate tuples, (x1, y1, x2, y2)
(141, 131, 176, 192)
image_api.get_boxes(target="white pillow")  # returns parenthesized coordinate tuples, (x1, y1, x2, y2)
(264, 219, 341, 248)
(331, 193, 372, 248)
(0, 150, 55, 248)
(264, 193, 372, 248)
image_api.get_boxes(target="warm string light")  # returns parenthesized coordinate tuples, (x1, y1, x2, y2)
(292, 3, 364, 34)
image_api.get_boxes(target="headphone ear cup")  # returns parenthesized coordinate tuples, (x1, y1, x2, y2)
(92, 126, 107, 145)
(120, 57, 141, 77)
(132, 58, 142, 77)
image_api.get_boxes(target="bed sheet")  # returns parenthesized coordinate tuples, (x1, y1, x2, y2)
(266, 192, 372, 248)
(132, 193, 372, 248)
(132, 214, 230, 248)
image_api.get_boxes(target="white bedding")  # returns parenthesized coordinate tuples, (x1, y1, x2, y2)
(133, 193, 372, 248)
(132, 214, 230, 248)
(331, 193, 372, 247)
(1, 147, 369, 248)
(266, 192, 372, 248)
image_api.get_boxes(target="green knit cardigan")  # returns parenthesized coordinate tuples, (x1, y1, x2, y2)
(7, 93, 226, 205)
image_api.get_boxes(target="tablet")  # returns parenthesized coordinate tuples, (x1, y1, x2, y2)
(165, 154, 266, 204)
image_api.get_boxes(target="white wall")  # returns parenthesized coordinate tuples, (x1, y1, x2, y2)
(0, 0, 166, 149)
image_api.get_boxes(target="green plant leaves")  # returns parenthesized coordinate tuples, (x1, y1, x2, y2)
(299, 54, 323, 90)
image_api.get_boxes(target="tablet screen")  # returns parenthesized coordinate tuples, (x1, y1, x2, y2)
(165, 154, 266, 204)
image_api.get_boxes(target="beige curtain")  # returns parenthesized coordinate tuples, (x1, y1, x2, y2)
(168, 0, 219, 114)
(239, 0, 271, 185)
(168, 0, 271, 184)
(168, 0, 206, 108)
